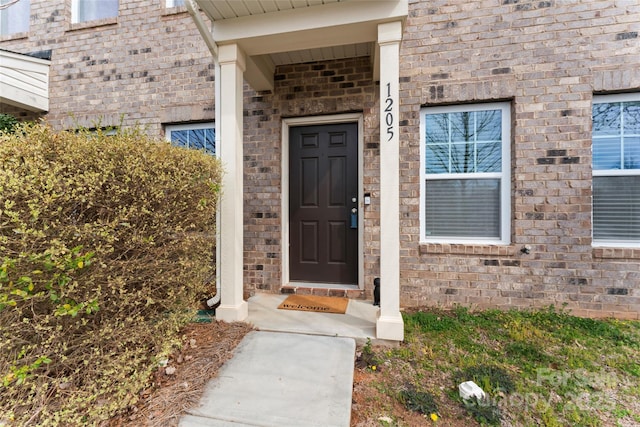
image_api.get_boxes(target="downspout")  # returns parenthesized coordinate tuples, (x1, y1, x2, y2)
(185, 0, 222, 308)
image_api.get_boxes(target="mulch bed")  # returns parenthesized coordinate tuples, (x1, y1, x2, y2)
(106, 321, 252, 427)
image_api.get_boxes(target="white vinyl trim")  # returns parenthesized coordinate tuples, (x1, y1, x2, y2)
(0, 49, 50, 112)
(592, 92, 640, 247)
(165, 122, 215, 154)
(419, 102, 511, 245)
(165, 121, 214, 137)
(71, 0, 118, 24)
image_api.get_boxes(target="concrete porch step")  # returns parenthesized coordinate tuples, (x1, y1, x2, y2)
(280, 285, 367, 300)
(246, 293, 377, 342)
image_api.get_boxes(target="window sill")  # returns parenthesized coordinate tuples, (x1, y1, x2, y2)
(592, 247, 640, 260)
(68, 17, 118, 32)
(419, 242, 517, 256)
(0, 32, 28, 42)
(162, 6, 188, 16)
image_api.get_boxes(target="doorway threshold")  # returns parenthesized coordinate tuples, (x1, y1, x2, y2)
(289, 282, 357, 289)
(282, 282, 366, 300)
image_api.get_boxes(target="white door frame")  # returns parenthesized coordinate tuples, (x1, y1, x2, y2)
(281, 113, 364, 289)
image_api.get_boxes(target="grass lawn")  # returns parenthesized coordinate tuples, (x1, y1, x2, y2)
(351, 306, 640, 427)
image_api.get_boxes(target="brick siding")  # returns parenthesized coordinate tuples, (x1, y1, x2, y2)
(398, 0, 640, 319)
(0, 0, 215, 131)
(2, 0, 639, 318)
(243, 57, 380, 299)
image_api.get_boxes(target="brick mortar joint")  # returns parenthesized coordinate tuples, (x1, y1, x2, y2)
(419, 243, 518, 256)
(592, 247, 640, 260)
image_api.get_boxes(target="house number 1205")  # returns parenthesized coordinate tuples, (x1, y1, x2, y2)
(385, 82, 394, 141)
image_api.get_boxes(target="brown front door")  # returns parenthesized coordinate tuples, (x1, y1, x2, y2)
(289, 123, 358, 284)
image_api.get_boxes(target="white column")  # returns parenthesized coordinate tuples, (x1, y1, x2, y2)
(216, 43, 248, 322)
(376, 21, 404, 341)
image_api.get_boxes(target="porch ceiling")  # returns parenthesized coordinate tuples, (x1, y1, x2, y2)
(193, 0, 407, 90)
(198, 0, 343, 20)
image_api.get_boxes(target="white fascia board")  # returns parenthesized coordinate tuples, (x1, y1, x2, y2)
(0, 86, 49, 112)
(244, 54, 275, 92)
(234, 22, 379, 56)
(2, 67, 49, 93)
(1, 50, 51, 74)
(371, 44, 379, 81)
(0, 50, 50, 112)
(211, 0, 408, 54)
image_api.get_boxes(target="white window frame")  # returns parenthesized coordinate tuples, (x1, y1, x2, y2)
(0, 0, 30, 36)
(165, 0, 184, 7)
(419, 102, 511, 245)
(592, 92, 640, 248)
(165, 122, 216, 155)
(71, 0, 118, 24)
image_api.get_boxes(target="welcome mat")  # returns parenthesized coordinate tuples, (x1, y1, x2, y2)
(278, 294, 349, 314)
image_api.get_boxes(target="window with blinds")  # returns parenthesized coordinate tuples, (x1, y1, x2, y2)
(592, 94, 640, 245)
(420, 103, 511, 244)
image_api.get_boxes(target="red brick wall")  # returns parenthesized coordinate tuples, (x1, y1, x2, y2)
(3, 0, 639, 318)
(398, 0, 640, 319)
(0, 0, 215, 132)
(242, 57, 381, 298)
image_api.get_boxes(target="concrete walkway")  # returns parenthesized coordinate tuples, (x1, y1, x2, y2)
(246, 293, 377, 343)
(179, 330, 356, 427)
(179, 294, 380, 427)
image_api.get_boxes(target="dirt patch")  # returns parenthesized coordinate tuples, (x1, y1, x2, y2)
(351, 365, 477, 426)
(107, 321, 252, 427)
(107, 321, 475, 427)
(68, 304, 640, 427)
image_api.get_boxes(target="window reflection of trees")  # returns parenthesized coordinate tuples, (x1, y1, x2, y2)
(423, 108, 503, 239)
(425, 110, 502, 174)
(592, 99, 640, 242)
(171, 128, 215, 155)
(592, 101, 640, 170)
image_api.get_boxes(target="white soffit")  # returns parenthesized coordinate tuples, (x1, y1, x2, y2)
(193, 0, 407, 90)
(269, 42, 371, 66)
(199, 0, 343, 20)
(0, 50, 50, 112)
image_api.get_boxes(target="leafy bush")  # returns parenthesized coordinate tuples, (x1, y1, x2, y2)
(0, 114, 18, 134)
(0, 123, 223, 425)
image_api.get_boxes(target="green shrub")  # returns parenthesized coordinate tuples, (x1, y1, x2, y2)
(0, 123, 223, 425)
(0, 114, 18, 134)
